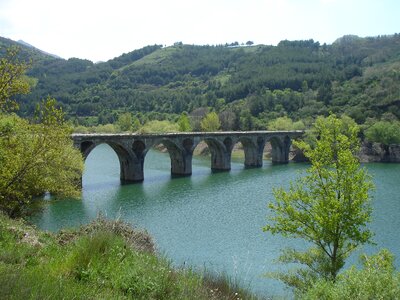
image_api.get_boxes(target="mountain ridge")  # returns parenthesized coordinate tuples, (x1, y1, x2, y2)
(1, 34, 399, 128)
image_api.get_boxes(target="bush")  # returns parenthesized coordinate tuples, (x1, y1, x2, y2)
(139, 120, 179, 133)
(364, 120, 400, 145)
(267, 116, 305, 131)
(302, 249, 400, 299)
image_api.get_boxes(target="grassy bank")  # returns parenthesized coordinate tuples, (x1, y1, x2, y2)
(0, 213, 260, 300)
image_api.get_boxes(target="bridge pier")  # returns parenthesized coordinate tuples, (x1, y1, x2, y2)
(152, 137, 198, 177)
(270, 136, 292, 164)
(207, 137, 233, 172)
(242, 137, 266, 168)
(170, 151, 193, 176)
(119, 157, 144, 183)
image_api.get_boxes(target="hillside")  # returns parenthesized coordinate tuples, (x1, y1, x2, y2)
(1, 34, 400, 128)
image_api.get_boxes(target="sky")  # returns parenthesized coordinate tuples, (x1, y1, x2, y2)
(0, 0, 399, 62)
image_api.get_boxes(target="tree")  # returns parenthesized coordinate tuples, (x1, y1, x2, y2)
(0, 47, 30, 112)
(303, 249, 400, 299)
(219, 109, 237, 131)
(200, 111, 221, 132)
(364, 120, 400, 145)
(0, 48, 84, 217)
(177, 112, 192, 132)
(0, 98, 84, 217)
(116, 112, 133, 132)
(263, 114, 374, 292)
(132, 118, 141, 132)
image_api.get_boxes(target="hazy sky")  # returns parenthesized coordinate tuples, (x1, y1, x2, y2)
(0, 0, 399, 62)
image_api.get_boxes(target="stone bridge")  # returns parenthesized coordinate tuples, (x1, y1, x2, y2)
(72, 131, 303, 183)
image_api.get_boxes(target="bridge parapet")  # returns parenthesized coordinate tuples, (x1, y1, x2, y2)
(72, 131, 303, 183)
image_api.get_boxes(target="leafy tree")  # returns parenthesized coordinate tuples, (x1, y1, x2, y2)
(132, 118, 141, 132)
(302, 249, 400, 299)
(239, 110, 254, 131)
(200, 111, 221, 132)
(219, 109, 237, 131)
(263, 114, 374, 292)
(268, 116, 294, 130)
(0, 48, 84, 217)
(177, 112, 192, 132)
(0, 98, 84, 217)
(116, 112, 133, 132)
(138, 120, 179, 133)
(0, 47, 30, 111)
(364, 120, 400, 145)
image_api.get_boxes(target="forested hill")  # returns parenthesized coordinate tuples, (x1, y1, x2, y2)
(1, 34, 400, 129)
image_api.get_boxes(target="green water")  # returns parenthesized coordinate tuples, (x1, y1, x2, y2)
(31, 144, 400, 298)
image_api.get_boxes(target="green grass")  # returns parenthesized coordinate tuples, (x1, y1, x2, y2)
(0, 213, 261, 299)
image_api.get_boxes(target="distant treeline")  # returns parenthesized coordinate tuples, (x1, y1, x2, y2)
(1, 34, 400, 132)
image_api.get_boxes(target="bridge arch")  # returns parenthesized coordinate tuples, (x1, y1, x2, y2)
(76, 140, 145, 182)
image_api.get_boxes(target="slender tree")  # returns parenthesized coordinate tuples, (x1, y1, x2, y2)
(177, 112, 192, 132)
(117, 112, 133, 132)
(263, 114, 374, 292)
(200, 111, 221, 132)
(0, 46, 30, 111)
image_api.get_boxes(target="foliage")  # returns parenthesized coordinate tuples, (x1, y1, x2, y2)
(200, 111, 221, 132)
(0, 49, 84, 217)
(0, 98, 84, 217)
(138, 120, 180, 133)
(0, 46, 30, 112)
(117, 112, 133, 132)
(3, 34, 400, 129)
(267, 116, 305, 131)
(73, 123, 119, 133)
(178, 112, 192, 132)
(301, 249, 400, 299)
(364, 120, 400, 145)
(263, 114, 374, 292)
(0, 213, 259, 300)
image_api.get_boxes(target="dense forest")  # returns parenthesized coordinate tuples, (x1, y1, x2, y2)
(1, 34, 400, 132)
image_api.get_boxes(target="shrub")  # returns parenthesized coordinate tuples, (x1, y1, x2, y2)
(302, 249, 400, 299)
(364, 120, 400, 145)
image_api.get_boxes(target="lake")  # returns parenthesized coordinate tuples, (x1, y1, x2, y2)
(30, 144, 400, 298)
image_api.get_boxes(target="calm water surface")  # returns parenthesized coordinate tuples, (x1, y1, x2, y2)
(31, 144, 400, 298)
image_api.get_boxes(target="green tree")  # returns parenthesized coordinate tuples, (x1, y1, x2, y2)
(0, 98, 84, 217)
(132, 118, 141, 132)
(267, 116, 294, 130)
(116, 112, 133, 132)
(239, 110, 254, 131)
(200, 111, 221, 132)
(0, 48, 84, 217)
(0, 47, 30, 112)
(263, 114, 374, 292)
(303, 249, 400, 299)
(139, 120, 179, 133)
(364, 120, 400, 145)
(177, 112, 192, 132)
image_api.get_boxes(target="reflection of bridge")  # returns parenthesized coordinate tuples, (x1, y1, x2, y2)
(72, 131, 303, 183)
